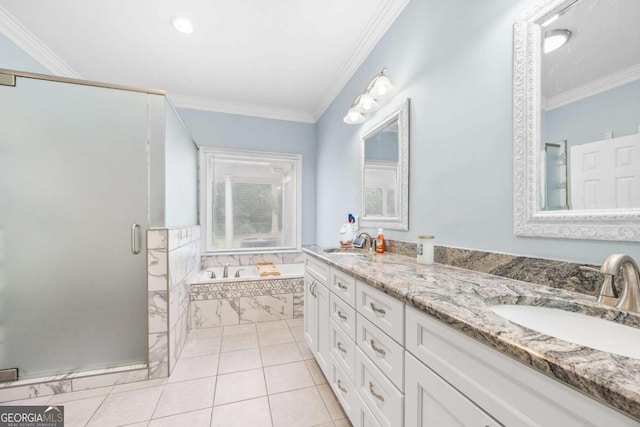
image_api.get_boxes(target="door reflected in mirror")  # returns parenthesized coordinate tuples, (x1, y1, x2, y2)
(540, 0, 640, 211)
(360, 98, 409, 230)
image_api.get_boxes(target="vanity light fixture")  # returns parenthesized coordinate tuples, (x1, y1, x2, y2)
(170, 16, 194, 34)
(544, 29, 571, 53)
(343, 69, 395, 124)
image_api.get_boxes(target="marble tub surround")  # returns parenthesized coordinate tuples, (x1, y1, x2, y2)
(303, 246, 640, 421)
(191, 278, 304, 328)
(147, 226, 201, 379)
(201, 251, 304, 269)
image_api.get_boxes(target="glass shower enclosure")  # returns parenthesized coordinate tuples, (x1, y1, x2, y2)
(0, 70, 164, 380)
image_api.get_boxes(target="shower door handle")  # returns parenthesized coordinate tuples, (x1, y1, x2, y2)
(131, 224, 141, 255)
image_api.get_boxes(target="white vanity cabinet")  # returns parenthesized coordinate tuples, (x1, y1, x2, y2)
(304, 257, 331, 374)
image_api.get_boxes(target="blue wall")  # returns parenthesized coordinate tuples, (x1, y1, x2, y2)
(0, 32, 50, 73)
(176, 108, 317, 246)
(315, 0, 640, 264)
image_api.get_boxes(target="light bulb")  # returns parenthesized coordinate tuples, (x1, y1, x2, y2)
(356, 93, 379, 113)
(170, 17, 194, 34)
(371, 75, 394, 99)
(343, 108, 365, 124)
(544, 29, 571, 53)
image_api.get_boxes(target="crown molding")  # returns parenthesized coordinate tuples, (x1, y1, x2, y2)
(0, 5, 80, 78)
(311, 0, 410, 121)
(543, 64, 640, 111)
(170, 94, 316, 124)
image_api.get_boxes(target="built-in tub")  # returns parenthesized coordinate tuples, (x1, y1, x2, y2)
(190, 263, 304, 328)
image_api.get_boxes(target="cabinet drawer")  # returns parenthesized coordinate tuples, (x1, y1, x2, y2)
(330, 268, 357, 307)
(355, 347, 403, 427)
(354, 394, 383, 427)
(330, 319, 356, 382)
(305, 255, 330, 285)
(330, 292, 357, 341)
(329, 353, 358, 420)
(356, 282, 404, 344)
(357, 314, 404, 391)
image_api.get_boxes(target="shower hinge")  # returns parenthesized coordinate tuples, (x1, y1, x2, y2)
(0, 73, 16, 87)
(0, 368, 18, 382)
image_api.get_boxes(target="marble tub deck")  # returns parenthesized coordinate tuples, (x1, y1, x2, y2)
(303, 246, 640, 422)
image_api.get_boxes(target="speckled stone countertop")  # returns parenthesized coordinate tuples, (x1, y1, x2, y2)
(303, 246, 640, 421)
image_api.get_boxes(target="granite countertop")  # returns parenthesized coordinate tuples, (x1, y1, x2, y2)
(303, 246, 640, 421)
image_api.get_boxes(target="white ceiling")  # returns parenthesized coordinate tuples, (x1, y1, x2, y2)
(541, 0, 640, 101)
(0, 0, 409, 123)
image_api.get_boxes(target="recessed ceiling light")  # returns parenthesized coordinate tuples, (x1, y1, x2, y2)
(544, 29, 571, 53)
(170, 16, 193, 34)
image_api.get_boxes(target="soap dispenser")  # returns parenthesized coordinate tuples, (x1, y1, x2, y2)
(375, 228, 385, 254)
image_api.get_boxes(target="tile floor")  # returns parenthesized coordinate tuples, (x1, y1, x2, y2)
(4, 318, 351, 427)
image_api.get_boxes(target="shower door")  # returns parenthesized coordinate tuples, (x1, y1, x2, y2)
(0, 74, 150, 379)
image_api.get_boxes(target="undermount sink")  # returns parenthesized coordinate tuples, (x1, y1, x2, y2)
(323, 248, 370, 255)
(490, 304, 640, 360)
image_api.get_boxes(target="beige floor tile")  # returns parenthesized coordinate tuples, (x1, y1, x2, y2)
(218, 348, 263, 374)
(221, 332, 259, 352)
(87, 385, 164, 426)
(305, 359, 327, 385)
(256, 320, 289, 332)
(48, 386, 112, 404)
(317, 384, 347, 420)
(1, 396, 53, 405)
(180, 336, 222, 358)
(264, 361, 315, 394)
(168, 354, 219, 383)
(153, 377, 216, 418)
(223, 324, 256, 336)
(211, 397, 272, 427)
(63, 396, 106, 427)
(269, 387, 332, 427)
(290, 326, 305, 342)
(297, 341, 315, 360)
(260, 342, 303, 367)
(286, 318, 304, 328)
(333, 417, 353, 427)
(258, 328, 294, 346)
(111, 378, 168, 394)
(121, 422, 149, 427)
(188, 327, 223, 340)
(214, 368, 266, 406)
(149, 408, 212, 427)
(312, 423, 333, 427)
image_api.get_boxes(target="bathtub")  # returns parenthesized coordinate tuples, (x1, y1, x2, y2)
(195, 263, 304, 282)
(190, 263, 304, 328)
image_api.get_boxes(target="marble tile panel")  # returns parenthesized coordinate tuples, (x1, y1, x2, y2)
(110, 378, 168, 394)
(239, 294, 293, 323)
(148, 333, 169, 380)
(72, 368, 148, 391)
(149, 291, 168, 334)
(191, 278, 303, 300)
(243, 253, 284, 266)
(147, 229, 168, 251)
(48, 386, 112, 403)
(282, 251, 305, 264)
(191, 299, 241, 328)
(293, 292, 304, 318)
(201, 254, 242, 269)
(148, 250, 168, 292)
(0, 381, 71, 403)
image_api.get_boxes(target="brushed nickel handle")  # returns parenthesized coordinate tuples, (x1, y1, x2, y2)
(131, 224, 141, 255)
(370, 302, 386, 315)
(337, 342, 347, 353)
(310, 282, 316, 297)
(337, 310, 347, 320)
(337, 282, 347, 290)
(370, 339, 386, 355)
(337, 379, 347, 394)
(369, 381, 384, 401)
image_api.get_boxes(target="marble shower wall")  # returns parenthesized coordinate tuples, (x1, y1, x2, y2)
(190, 278, 304, 328)
(384, 239, 609, 297)
(147, 226, 200, 379)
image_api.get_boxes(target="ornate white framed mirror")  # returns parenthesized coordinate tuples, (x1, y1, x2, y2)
(360, 98, 409, 230)
(513, 0, 640, 241)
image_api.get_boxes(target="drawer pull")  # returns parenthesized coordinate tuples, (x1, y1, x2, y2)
(369, 381, 384, 402)
(370, 302, 386, 315)
(337, 282, 348, 290)
(337, 379, 348, 394)
(337, 310, 347, 321)
(337, 341, 347, 353)
(370, 339, 386, 355)
(310, 281, 316, 297)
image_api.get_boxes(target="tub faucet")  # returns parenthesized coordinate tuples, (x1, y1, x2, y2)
(599, 254, 640, 312)
(223, 263, 230, 278)
(235, 269, 244, 278)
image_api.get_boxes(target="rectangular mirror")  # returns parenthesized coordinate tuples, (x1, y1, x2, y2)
(513, 0, 640, 241)
(360, 98, 409, 230)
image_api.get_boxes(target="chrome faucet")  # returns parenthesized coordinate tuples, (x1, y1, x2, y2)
(356, 232, 374, 251)
(223, 263, 230, 278)
(600, 254, 640, 312)
(234, 269, 244, 278)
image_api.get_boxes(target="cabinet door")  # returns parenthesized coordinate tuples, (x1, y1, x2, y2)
(304, 273, 318, 354)
(316, 282, 331, 375)
(405, 353, 501, 427)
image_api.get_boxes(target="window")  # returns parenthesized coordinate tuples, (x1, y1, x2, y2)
(200, 148, 301, 252)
